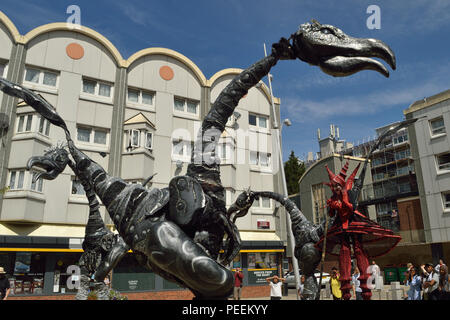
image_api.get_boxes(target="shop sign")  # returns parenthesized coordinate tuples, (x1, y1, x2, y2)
(248, 269, 277, 285)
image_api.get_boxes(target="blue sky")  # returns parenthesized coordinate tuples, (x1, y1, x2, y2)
(2, 0, 449, 161)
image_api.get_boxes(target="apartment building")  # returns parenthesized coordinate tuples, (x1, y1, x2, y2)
(404, 89, 450, 264)
(0, 12, 286, 298)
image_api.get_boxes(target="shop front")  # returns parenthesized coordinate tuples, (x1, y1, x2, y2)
(0, 235, 285, 299)
(0, 235, 84, 298)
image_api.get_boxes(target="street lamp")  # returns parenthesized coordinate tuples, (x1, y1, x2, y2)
(279, 118, 301, 300)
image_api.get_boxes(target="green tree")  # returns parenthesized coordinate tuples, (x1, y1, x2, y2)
(284, 151, 305, 195)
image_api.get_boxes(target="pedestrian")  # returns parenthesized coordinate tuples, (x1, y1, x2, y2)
(298, 275, 305, 299)
(368, 260, 380, 288)
(422, 263, 439, 300)
(104, 274, 111, 288)
(402, 262, 413, 299)
(0, 267, 10, 301)
(266, 275, 285, 300)
(406, 266, 422, 300)
(435, 265, 449, 300)
(330, 266, 342, 300)
(233, 268, 244, 300)
(434, 259, 446, 273)
(352, 267, 363, 300)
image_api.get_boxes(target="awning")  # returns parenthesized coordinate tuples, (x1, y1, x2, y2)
(239, 231, 281, 242)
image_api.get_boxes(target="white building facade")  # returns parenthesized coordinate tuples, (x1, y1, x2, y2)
(0, 12, 287, 297)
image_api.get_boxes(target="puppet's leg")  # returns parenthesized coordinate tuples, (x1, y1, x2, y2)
(144, 220, 234, 299)
(353, 235, 372, 300)
(339, 234, 352, 300)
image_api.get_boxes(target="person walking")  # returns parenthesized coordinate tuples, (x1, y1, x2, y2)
(435, 265, 449, 300)
(422, 263, 439, 301)
(0, 267, 10, 301)
(352, 267, 363, 300)
(298, 275, 305, 299)
(330, 267, 342, 300)
(406, 266, 422, 300)
(402, 263, 414, 299)
(266, 275, 285, 300)
(368, 260, 380, 289)
(233, 268, 244, 300)
(435, 259, 446, 273)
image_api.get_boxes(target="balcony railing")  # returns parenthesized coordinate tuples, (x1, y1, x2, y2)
(360, 183, 418, 202)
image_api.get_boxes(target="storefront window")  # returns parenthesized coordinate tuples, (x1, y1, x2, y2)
(247, 252, 278, 269)
(112, 254, 155, 292)
(0, 252, 46, 296)
(247, 251, 280, 285)
(52, 253, 81, 294)
(232, 254, 241, 269)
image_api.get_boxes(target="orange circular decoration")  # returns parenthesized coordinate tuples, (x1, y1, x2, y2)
(66, 43, 84, 60)
(159, 66, 174, 81)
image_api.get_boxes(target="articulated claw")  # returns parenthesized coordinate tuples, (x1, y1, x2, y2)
(218, 214, 241, 266)
(227, 189, 258, 223)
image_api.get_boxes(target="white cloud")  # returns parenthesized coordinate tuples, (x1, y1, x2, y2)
(284, 81, 449, 123)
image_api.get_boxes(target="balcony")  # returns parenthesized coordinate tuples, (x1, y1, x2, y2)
(359, 182, 418, 205)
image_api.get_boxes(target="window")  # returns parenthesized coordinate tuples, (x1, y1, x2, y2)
(145, 132, 153, 150)
(82, 79, 96, 94)
(173, 98, 199, 116)
(430, 117, 446, 136)
(8, 170, 43, 192)
(261, 197, 271, 208)
(16, 114, 33, 133)
(217, 143, 233, 162)
(127, 88, 154, 106)
(437, 153, 450, 171)
(250, 151, 259, 165)
(398, 182, 411, 193)
(249, 151, 271, 168)
(126, 130, 153, 150)
(442, 192, 450, 210)
(1, 252, 47, 296)
(395, 148, 411, 160)
(249, 113, 269, 129)
(16, 114, 50, 136)
(30, 172, 43, 192)
(77, 127, 91, 142)
(82, 78, 112, 98)
(24, 68, 58, 87)
(373, 172, 385, 181)
(76, 127, 108, 145)
(392, 130, 408, 145)
(372, 157, 384, 166)
(252, 196, 272, 209)
(396, 166, 411, 176)
(131, 130, 140, 147)
(71, 179, 85, 195)
(259, 153, 271, 167)
(9, 170, 25, 190)
(0, 62, 6, 77)
(225, 189, 236, 207)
